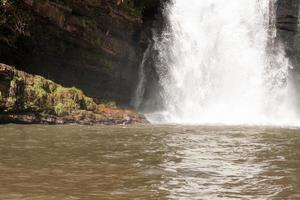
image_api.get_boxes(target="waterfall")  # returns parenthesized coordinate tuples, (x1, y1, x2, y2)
(145, 0, 299, 125)
(132, 45, 151, 110)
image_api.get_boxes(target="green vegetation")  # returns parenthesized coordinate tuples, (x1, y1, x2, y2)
(51, 86, 97, 113)
(0, 65, 102, 116)
(32, 77, 49, 98)
(0, 64, 146, 124)
(54, 103, 66, 116)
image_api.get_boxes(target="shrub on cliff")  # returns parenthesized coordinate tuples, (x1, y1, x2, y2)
(0, 63, 147, 125)
(0, 63, 98, 116)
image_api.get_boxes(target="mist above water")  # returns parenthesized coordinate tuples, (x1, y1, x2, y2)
(143, 0, 299, 125)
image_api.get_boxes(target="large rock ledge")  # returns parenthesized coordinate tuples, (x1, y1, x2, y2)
(0, 63, 147, 125)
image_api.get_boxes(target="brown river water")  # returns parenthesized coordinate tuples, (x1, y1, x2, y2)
(0, 125, 299, 199)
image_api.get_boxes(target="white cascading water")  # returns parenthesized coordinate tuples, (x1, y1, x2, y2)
(132, 46, 151, 110)
(146, 0, 299, 125)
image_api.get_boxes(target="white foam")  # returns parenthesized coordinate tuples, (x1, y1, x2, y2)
(150, 0, 299, 126)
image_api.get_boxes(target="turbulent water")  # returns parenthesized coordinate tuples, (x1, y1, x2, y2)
(143, 0, 299, 125)
(0, 125, 299, 199)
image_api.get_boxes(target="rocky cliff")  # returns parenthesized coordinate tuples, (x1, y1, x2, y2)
(0, 0, 161, 106)
(276, 0, 299, 69)
(0, 63, 147, 124)
(0, 0, 299, 112)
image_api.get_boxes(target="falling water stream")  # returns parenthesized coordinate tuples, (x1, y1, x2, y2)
(142, 0, 299, 125)
(132, 45, 151, 110)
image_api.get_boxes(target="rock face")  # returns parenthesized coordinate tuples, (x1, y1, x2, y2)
(1, 0, 299, 112)
(276, 0, 299, 69)
(0, 0, 161, 105)
(0, 63, 147, 124)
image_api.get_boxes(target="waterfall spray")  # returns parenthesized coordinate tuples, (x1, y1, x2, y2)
(132, 46, 151, 110)
(145, 0, 299, 125)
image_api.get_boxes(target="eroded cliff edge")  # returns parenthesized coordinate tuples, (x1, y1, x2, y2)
(0, 0, 161, 106)
(0, 63, 147, 124)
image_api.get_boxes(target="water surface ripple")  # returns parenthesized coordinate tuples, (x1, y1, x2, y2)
(0, 125, 299, 199)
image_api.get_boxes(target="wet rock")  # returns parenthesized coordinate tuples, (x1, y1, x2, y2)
(276, 0, 299, 67)
(0, 63, 148, 125)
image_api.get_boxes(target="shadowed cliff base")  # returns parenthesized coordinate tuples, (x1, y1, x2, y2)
(0, 64, 147, 125)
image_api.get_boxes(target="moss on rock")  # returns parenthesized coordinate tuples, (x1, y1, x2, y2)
(0, 63, 147, 124)
(0, 0, 162, 108)
(0, 65, 82, 115)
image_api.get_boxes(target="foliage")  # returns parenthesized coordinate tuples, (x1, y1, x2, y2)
(32, 77, 48, 98)
(0, 65, 106, 116)
(54, 103, 66, 116)
(4, 75, 23, 112)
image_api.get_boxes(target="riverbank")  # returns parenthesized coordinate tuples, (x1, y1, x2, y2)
(0, 64, 147, 125)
